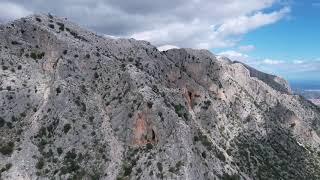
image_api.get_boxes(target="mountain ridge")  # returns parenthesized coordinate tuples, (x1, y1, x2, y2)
(1, 14, 320, 180)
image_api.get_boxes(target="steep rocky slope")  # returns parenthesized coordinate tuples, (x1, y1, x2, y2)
(1, 14, 320, 180)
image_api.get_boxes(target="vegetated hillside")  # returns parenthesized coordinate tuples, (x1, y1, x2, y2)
(1, 14, 320, 180)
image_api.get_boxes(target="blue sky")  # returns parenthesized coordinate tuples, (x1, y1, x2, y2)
(0, 0, 319, 87)
(216, 1, 320, 85)
(243, 2, 320, 60)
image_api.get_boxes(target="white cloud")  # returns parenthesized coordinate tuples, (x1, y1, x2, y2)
(0, 0, 290, 49)
(262, 58, 284, 65)
(257, 59, 320, 80)
(157, 45, 179, 51)
(103, 34, 120, 39)
(130, 6, 290, 49)
(238, 45, 256, 52)
(218, 50, 320, 80)
(214, 7, 290, 37)
(0, 2, 32, 22)
(293, 60, 304, 64)
(218, 50, 250, 62)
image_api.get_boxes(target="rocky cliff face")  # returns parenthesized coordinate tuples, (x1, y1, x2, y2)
(1, 14, 320, 180)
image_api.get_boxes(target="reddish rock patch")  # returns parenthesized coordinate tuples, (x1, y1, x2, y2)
(132, 112, 157, 145)
(182, 88, 200, 110)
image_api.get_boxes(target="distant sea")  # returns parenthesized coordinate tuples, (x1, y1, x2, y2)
(289, 80, 320, 91)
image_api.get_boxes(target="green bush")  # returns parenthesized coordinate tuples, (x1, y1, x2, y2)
(174, 104, 186, 118)
(0, 163, 12, 173)
(0, 117, 5, 127)
(59, 150, 80, 175)
(147, 102, 153, 109)
(11, 41, 21, 45)
(37, 52, 45, 59)
(56, 22, 65, 31)
(35, 17, 42, 22)
(169, 167, 175, 173)
(6, 122, 13, 129)
(222, 173, 241, 180)
(30, 52, 45, 60)
(64, 151, 77, 161)
(136, 167, 142, 174)
(30, 52, 37, 59)
(122, 161, 133, 176)
(176, 161, 183, 170)
(57, 147, 63, 155)
(48, 14, 53, 19)
(63, 124, 71, 134)
(157, 162, 163, 172)
(169, 161, 184, 174)
(146, 143, 153, 150)
(94, 72, 99, 79)
(48, 24, 55, 29)
(128, 57, 134, 62)
(60, 161, 80, 175)
(202, 100, 212, 110)
(56, 87, 61, 95)
(193, 136, 199, 142)
(0, 141, 15, 155)
(36, 158, 45, 169)
(2, 66, 8, 70)
(201, 151, 207, 159)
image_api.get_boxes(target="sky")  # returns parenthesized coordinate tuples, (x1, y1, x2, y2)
(0, 0, 319, 87)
